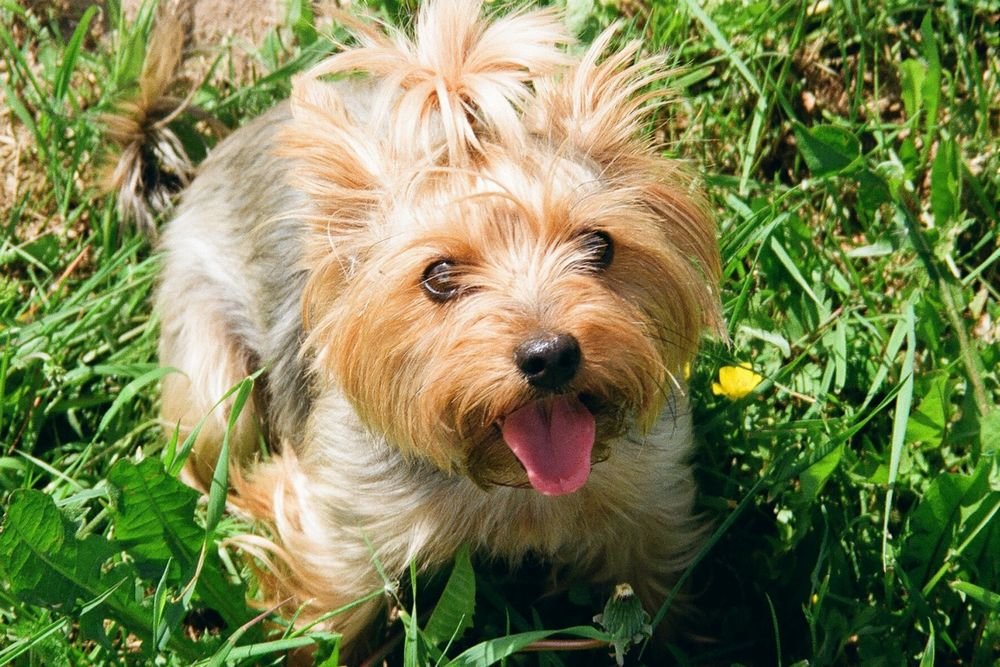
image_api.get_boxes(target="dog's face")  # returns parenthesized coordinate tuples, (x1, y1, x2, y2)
(279, 2, 721, 495)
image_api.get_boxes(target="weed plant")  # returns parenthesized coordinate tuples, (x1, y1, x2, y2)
(1, 0, 997, 665)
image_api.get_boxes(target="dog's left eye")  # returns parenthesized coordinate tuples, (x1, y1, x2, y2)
(580, 230, 614, 270)
(421, 260, 462, 302)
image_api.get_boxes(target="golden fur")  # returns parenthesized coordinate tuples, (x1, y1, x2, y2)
(121, 0, 722, 657)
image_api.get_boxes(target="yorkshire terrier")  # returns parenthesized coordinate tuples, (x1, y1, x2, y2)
(109, 0, 722, 656)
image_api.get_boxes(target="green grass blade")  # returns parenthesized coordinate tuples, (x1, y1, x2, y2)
(918, 625, 935, 667)
(882, 301, 915, 571)
(217, 636, 319, 661)
(949, 580, 1000, 613)
(152, 557, 173, 650)
(53, 5, 98, 103)
(204, 373, 258, 534)
(0, 616, 70, 664)
(678, 0, 761, 95)
(446, 625, 610, 667)
(769, 237, 828, 317)
(94, 366, 175, 439)
(0, 577, 129, 664)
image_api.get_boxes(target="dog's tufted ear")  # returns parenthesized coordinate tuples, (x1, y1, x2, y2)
(530, 25, 672, 170)
(278, 79, 396, 333)
(278, 79, 389, 242)
(532, 26, 725, 337)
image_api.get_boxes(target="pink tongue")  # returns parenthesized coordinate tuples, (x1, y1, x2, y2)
(501, 396, 596, 496)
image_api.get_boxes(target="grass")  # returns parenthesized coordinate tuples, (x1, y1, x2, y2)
(1, 0, 998, 664)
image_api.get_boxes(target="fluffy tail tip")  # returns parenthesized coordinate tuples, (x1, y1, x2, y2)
(100, 1, 199, 236)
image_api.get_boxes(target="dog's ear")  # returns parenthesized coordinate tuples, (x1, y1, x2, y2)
(278, 80, 395, 333)
(533, 27, 725, 336)
(278, 79, 388, 241)
(531, 26, 670, 170)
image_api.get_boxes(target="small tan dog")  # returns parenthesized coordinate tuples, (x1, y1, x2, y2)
(116, 0, 722, 654)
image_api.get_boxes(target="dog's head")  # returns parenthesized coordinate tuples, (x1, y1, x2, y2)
(280, 0, 722, 494)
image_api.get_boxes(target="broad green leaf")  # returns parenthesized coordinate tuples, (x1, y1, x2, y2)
(899, 59, 925, 120)
(108, 458, 203, 572)
(905, 372, 951, 446)
(424, 544, 476, 646)
(793, 123, 861, 177)
(800, 444, 843, 499)
(107, 458, 251, 629)
(930, 138, 959, 226)
(855, 168, 892, 211)
(0, 490, 122, 609)
(0, 491, 198, 659)
(902, 461, 996, 589)
(919, 11, 941, 136)
(979, 407, 1000, 454)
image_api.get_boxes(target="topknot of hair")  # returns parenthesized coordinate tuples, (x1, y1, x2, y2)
(292, 0, 572, 164)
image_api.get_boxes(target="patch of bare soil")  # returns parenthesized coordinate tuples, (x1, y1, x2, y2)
(0, 21, 56, 234)
(122, 0, 285, 82)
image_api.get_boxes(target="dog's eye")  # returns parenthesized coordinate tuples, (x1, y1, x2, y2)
(421, 260, 462, 302)
(580, 230, 614, 270)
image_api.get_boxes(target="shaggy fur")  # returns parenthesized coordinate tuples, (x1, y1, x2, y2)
(130, 0, 722, 656)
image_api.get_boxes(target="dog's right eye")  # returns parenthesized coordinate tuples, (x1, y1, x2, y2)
(421, 260, 462, 302)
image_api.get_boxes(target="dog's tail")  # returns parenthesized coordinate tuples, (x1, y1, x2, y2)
(100, 2, 219, 235)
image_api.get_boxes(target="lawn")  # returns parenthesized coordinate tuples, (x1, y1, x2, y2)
(1, 0, 998, 665)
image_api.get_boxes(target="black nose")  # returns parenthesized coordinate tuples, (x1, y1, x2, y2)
(514, 333, 582, 390)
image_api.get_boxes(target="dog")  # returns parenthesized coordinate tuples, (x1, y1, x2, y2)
(109, 0, 722, 656)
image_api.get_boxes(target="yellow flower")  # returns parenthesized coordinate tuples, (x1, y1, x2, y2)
(712, 363, 763, 399)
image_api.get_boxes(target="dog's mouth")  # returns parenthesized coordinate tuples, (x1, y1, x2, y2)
(497, 394, 597, 496)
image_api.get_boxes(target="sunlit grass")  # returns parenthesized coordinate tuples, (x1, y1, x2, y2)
(1, 0, 997, 665)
